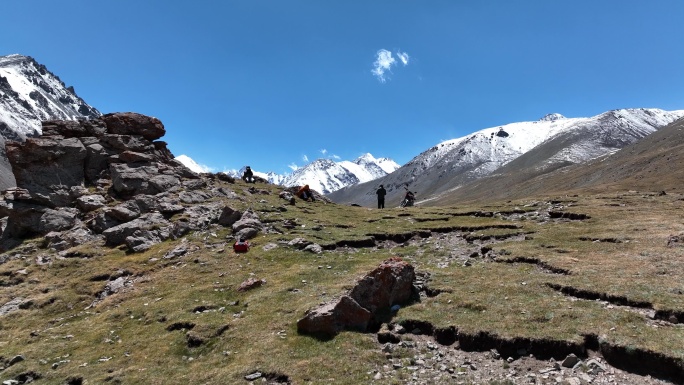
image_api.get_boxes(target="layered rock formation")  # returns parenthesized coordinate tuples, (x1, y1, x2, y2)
(0, 112, 254, 252)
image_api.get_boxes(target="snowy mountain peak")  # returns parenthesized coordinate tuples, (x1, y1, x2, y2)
(328, 107, 684, 207)
(175, 152, 398, 194)
(354, 153, 376, 163)
(539, 113, 566, 122)
(281, 154, 399, 194)
(0, 54, 101, 140)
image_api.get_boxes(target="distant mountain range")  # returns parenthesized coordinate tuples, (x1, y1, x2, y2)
(2, 54, 683, 206)
(277, 154, 399, 194)
(328, 108, 684, 207)
(176, 153, 400, 194)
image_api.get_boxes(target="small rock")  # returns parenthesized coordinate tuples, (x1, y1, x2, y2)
(8, 355, 25, 365)
(586, 358, 606, 374)
(244, 371, 262, 381)
(561, 353, 581, 368)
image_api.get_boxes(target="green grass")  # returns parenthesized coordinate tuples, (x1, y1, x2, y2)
(2, 183, 684, 383)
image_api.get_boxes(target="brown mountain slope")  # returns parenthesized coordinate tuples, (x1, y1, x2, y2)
(428, 117, 684, 205)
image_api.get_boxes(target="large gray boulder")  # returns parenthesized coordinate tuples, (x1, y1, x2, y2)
(6, 136, 86, 198)
(102, 212, 169, 247)
(297, 257, 416, 338)
(349, 257, 416, 316)
(39, 208, 79, 233)
(101, 112, 166, 140)
(76, 194, 106, 212)
(297, 295, 372, 337)
(110, 163, 160, 197)
(218, 206, 242, 227)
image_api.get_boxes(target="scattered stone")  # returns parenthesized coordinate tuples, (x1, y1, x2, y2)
(561, 353, 580, 368)
(245, 372, 262, 381)
(586, 358, 606, 374)
(377, 324, 401, 344)
(303, 243, 323, 254)
(288, 237, 312, 249)
(237, 278, 266, 292)
(667, 234, 684, 247)
(8, 355, 25, 366)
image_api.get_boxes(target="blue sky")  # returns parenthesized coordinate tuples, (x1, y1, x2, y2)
(2, 1, 683, 174)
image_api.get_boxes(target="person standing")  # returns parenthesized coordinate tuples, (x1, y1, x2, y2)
(376, 184, 386, 209)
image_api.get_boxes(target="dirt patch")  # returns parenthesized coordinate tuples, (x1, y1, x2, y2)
(376, 319, 683, 384)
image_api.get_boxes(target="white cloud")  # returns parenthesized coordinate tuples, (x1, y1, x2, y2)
(371, 49, 411, 83)
(288, 163, 299, 171)
(397, 51, 409, 65)
(320, 149, 327, 155)
(331, 154, 341, 160)
(302, 154, 309, 162)
(371, 49, 396, 83)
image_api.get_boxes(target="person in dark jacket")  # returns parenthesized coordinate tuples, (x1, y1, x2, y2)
(242, 166, 255, 183)
(376, 184, 387, 209)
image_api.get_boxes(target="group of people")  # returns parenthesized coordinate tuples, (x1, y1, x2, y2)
(376, 184, 415, 209)
(241, 165, 315, 202)
(243, 166, 412, 208)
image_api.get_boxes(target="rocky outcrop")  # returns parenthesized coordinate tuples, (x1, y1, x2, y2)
(297, 257, 416, 338)
(0, 112, 235, 252)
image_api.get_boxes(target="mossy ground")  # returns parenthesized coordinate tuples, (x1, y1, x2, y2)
(1, 181, 684, 384)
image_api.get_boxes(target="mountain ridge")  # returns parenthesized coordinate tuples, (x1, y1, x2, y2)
(0, 54, 102, 190)
(0, 54, 100, 139)
(327, 108, 684, 207)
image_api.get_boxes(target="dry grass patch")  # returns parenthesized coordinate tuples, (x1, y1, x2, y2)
(3, 187, 684, 383)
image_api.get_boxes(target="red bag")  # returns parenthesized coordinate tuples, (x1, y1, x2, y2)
(233, 240, 250, 253)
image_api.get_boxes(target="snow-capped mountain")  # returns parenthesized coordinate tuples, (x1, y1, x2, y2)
(328, 108, 684, 207)
(176, 153, 399, 193)
(0, 54, 101, 190)
(224, 166, 288, 185)
(175, 154, 211, 174)
(0, 54, 100, 140)
(281, 153, 399, 194)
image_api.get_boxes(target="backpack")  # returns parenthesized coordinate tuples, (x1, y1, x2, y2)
(233, 240, 250, 253)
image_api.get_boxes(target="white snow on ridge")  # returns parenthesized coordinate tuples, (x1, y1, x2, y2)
(175, 154, 212, 173)
(406, 108, 684, 176)
(376, 157, 401, 174)
(0, 54, 101, 139)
